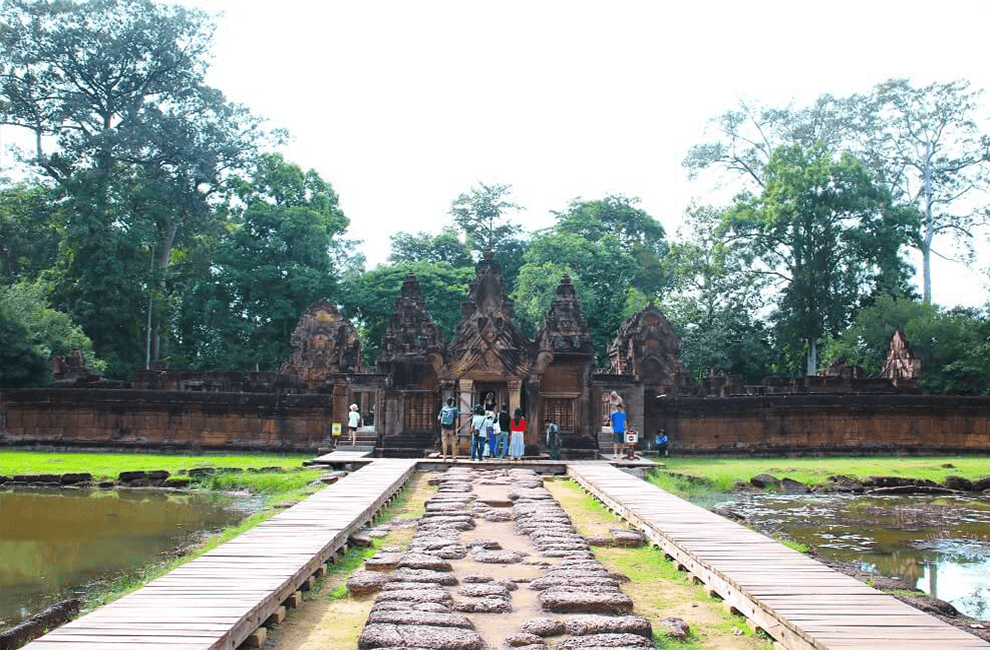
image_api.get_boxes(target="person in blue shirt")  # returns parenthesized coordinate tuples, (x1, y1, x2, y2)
(610, 403, 626, 459)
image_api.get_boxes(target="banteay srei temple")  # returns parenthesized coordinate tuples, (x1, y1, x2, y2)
(1, 254, 987, 455)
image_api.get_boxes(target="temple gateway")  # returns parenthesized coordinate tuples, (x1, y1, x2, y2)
(5, 250, 981, 457)
(279, 251, 691, 458)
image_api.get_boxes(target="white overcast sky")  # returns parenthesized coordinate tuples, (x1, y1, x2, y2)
(6, 0, 990, 307)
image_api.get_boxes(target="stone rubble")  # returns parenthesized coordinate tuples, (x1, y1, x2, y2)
(355, 467, 659, 649)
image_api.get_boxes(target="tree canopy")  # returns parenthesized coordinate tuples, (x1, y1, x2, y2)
(1, 4, 986, 394)
(723, 144, 917, 373)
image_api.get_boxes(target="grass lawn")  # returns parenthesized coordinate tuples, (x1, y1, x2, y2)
(649, 455, 990, 496)
(0, 449, 312, 480)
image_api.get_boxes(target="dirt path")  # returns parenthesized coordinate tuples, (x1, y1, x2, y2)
(264, 468, 770, 649)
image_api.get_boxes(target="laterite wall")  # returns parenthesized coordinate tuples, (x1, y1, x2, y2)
(0, 388, 334, 452)
(3, 390, 989, 455)
(649, 394, 990, 454)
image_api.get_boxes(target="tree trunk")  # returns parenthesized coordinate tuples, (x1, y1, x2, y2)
(806, 339, 818, 376)
(151, 220, 179, 363)
(922, 147, 934, 304)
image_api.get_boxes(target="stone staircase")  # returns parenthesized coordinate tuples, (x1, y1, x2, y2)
(331, 427, 378, 454)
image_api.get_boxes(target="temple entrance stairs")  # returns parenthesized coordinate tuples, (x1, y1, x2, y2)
(333, 426, 377, 454)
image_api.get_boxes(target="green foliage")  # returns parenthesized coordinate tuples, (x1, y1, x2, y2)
(821, 295, 990, 394)
(449, 182, 522, 251)
(1, 0, 268, 377)
(0, 313, 50, 387)
(663, 206, 777, 382)
(0, 279, 102, 363)
(725, 144, 917, 373)
(652, 456, 990, 497)
(340, 261, 474, 366)
(683, 79, 990, 304)
(169, 155, 347, 371)
(0, 183, 62, 282)
(554, 195, 669, 295)
(389, 227, 473, 267)
(0, 450, 313, 479)
(513, 196, 665, 363)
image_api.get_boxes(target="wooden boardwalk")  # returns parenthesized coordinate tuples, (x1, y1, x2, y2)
(567, 462, 990, 650)
(23, 458, 417, 650)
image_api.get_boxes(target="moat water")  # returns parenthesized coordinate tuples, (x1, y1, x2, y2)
(717, 492, 990, 620)
(0, 487, 254, 630)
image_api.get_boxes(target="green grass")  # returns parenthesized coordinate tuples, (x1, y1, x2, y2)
(648, 455, 990, 499)
(553, 480, 773, 649)
(0, 449, 312, 480)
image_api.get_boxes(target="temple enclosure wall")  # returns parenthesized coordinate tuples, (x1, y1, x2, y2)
(650, 394, 990, 455)
(2, 389, 987, 454)
(0, 389, 334, 452)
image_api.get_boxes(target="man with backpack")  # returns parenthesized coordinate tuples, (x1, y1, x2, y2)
(437, 397, 460, 462)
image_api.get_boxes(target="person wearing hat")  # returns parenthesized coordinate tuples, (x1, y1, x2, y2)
(347, 403, 361, 446)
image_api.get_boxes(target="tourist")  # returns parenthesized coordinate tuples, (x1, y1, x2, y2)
(347, 403, 361, 446)
(437, 397, 459, 462)
(484, 409, 498, 458)
(610, 403, 626, 459)
(656, 429, 669, 457)
(497, 404, 511, 458)
(546, 419, 561, 460)
(609, 391, 623, 410)
(471, 405, 487, 461)
(508, 407, 526, 459)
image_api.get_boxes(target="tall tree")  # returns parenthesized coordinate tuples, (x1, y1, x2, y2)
(339, 261, 474, 367)
(1, 0, 266, 376)
(448, 182, 528, 292)
(662, 206, 776, 382)
(171, 154, 347, 371)
(0, 182, 61, 282)
(725, 144, 917, 374)
(389, 227, 473, 267)
(553, 195, 669, 296)
(512, 196, 666, 363)
(450, 182, 522, 250)
(684, 79, 990, 304)
(853, 79, 990, 303)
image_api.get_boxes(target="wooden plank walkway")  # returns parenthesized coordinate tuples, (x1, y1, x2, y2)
(22, 458, 417, 650)
(567, 462, 990, 650)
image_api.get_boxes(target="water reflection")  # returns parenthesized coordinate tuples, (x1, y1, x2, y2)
(0, 487, 253, 629)
(717, 493, 990, 620)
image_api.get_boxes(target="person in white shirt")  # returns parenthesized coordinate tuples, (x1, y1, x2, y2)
(347, 404, 361, 446)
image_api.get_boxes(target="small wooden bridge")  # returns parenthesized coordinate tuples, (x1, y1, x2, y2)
(568, 462, 989, 650)
(21, 456, 989, 649)
(22, 457, 416, 650)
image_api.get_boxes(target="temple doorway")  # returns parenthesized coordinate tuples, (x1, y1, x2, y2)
(475, 383, 506, 414)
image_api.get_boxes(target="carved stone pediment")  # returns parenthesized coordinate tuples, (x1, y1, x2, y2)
(881, 330, 922, 386)
(608, 303, 692, 391)
(376, 273, 445, 370)
(445, 251, 532, 379)
(536, 275, 594, 357)
(280, 300, 361, 381)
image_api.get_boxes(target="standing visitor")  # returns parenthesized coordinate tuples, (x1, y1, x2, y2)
(347, 403, 361, 446)
(471, 405, 487, 461)
(609, 403, 626, 459)
(508, 408, 526, 459)
(485, 409, 499, 458)
(437, 398, 460, 462)
(546, 419, 561, 460)
(497, 404, 511, 458)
